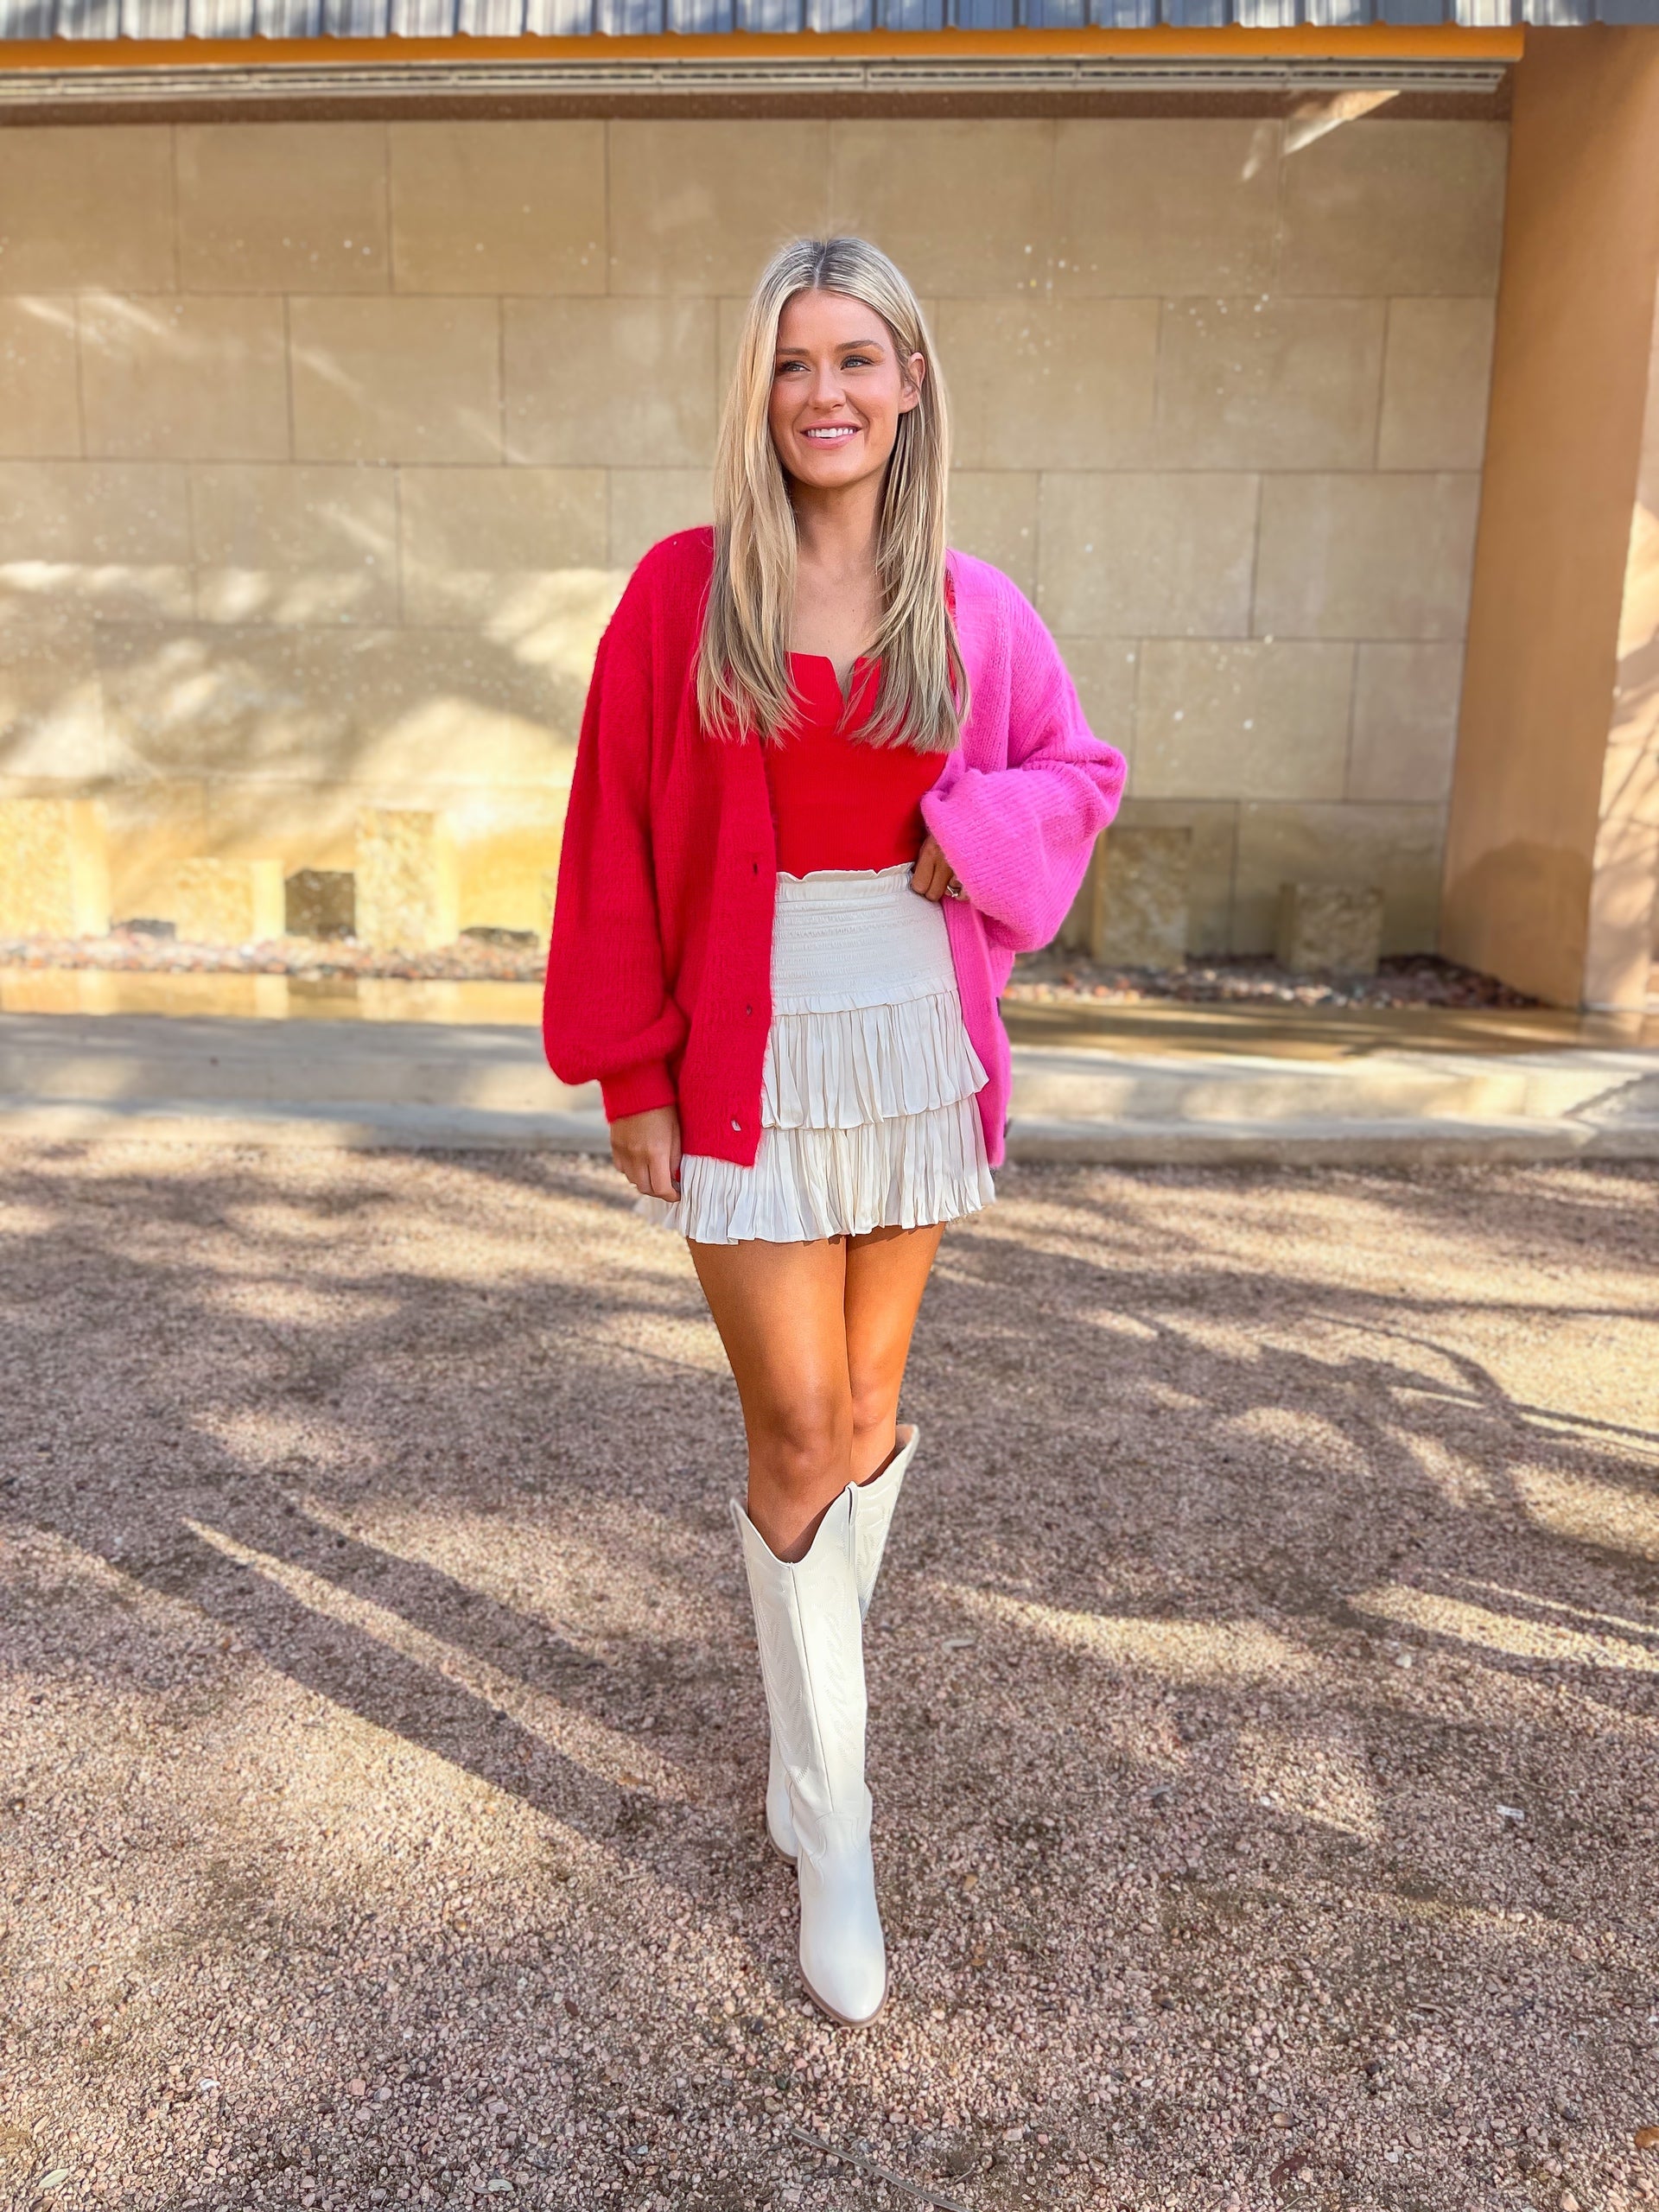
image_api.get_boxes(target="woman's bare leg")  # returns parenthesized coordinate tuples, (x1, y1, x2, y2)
(843, 1223, 944, 1483)
(690, 1236, 853, 1560)
(690, 1223, 944, 1560)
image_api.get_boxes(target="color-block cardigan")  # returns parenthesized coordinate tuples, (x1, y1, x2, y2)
(543, 527, 1126, 1170)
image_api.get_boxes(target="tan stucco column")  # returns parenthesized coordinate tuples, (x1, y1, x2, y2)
(1442, 27, 1659, 1009)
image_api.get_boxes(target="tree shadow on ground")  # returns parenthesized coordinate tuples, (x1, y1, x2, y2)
(3, 1146, 1656, 2212)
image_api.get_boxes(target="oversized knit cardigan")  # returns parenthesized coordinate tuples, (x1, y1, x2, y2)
(543, 527, 1126, 1170)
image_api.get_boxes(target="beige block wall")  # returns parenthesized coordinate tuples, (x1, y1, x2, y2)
(0, 114, 1504, 951)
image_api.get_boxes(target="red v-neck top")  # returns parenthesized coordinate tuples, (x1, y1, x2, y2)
(764, 654, 946, 878)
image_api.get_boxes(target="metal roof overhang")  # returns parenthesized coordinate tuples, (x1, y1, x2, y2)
(0, 52, 1522, 110)
(0, 27, 1538, 114)
(0, 0, 1623, 118)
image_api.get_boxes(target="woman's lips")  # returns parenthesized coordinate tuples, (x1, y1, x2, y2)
(801, 424, 861, 442)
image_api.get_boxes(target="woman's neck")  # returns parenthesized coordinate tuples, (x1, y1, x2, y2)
(791, 474, 881, 583)
(788, 478, 884, 692)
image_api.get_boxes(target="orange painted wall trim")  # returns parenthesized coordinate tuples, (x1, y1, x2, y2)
(0, 22, 1524, 71)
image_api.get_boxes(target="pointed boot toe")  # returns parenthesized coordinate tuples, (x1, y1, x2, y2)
(798, 1821, 887, 2027)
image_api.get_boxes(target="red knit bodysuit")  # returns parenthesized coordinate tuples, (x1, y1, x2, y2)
(766, 655, 945, 877)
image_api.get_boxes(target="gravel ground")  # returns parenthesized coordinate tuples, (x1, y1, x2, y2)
(2, 1146, 1656, 2212)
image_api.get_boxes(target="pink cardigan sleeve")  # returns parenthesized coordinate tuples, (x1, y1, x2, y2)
(921, 582, 1126, 954)
(543, 571, 688, 1122)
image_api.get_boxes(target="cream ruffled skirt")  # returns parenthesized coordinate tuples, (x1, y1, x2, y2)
(643, 864, 996, 1245)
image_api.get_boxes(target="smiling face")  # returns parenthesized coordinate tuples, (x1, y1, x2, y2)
(766, 286, 925, 497)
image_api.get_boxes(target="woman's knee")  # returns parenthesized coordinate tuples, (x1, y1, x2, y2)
(847, 1363, 899, 1448)
(747, 1389, 852, 1496)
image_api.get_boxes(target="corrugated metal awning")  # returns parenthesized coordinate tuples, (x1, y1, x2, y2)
(0, 0, 1641, 36)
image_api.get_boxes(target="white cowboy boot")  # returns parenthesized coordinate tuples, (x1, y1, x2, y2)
(733, 1487, 887, 2027)
(766, 1424, 919, 1863)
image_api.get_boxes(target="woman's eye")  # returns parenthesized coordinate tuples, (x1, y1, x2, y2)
(842, 354, 874, 369)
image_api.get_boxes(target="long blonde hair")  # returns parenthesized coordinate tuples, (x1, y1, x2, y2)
(696, 235, 966, 753)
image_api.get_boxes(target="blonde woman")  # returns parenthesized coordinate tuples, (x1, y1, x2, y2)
(545, 237, 1124, 2025)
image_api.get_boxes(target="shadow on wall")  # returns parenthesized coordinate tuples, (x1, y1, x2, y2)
(0, 564, 627, 935)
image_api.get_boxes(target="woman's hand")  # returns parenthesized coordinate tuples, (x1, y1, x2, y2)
(611, 1105, 683, 1200)
(911, 833, 964, 905)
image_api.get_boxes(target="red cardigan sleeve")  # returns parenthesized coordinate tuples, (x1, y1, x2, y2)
(543, 569, 689, 1122)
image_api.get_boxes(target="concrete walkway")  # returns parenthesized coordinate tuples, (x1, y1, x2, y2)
(3, 987, 1658, 1161)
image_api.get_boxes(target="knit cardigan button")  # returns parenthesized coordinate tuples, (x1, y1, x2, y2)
(730, 1118, 741, 1131)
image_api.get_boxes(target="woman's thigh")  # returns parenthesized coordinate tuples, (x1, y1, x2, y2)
(690, 1226, 945, 1551)
(690, 1236, 852, 1432)
(690, 1236, 854, 1553)
(691, 1230, 944, 1415)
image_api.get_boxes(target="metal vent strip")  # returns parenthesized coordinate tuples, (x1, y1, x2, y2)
(0, 52, 1510, 99)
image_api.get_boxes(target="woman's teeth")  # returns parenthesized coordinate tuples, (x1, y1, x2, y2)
(804, 426, 858, 441)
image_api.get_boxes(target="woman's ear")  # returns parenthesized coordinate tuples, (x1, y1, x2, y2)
(899, 352, 927, 414)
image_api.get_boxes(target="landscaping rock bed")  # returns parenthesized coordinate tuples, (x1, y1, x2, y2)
(1, 932, 1537, 1010)
(1006, 948, 1538, 1010)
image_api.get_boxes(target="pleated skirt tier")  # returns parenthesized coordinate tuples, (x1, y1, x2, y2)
(648, 864, 996, 1245)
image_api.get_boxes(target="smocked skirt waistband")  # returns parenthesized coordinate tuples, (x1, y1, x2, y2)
(644, 864, 995, 1246)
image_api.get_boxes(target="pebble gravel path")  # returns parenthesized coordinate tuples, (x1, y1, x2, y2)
(2, 1145, 1656, 2212)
